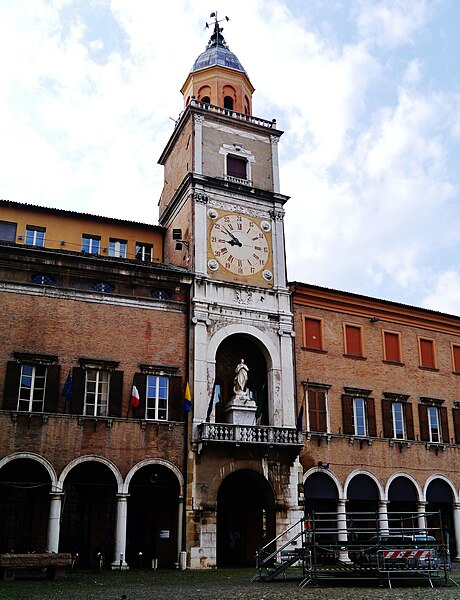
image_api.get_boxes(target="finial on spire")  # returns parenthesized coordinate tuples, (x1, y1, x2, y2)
(204, 12, 230, 48)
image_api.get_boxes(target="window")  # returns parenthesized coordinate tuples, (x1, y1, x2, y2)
(427, 406, 441, 442)
(452, 344, 460, 373)
(25, 225, 45, 246)
(344, 324, 363, 357)
(136, 242, 153, 262)
(382, 394, 414, 440)
(342, 390, 376, 437)
(419, 400, 449, 444)
(0, 220, 17, 242)
(419, 337, 436, 369)
(17, 364, 47, 412)
(383, 331, 401, 363)
(306, 387, 328, 432)
(224, 96, 234, 110)
(3, 354, 60, 412)
(146, 375, 169, 420)
(109, 238, 127, 258)
(84, 368, 110, 416)
(133, 369, 182, 421)
(227, 155, 247, 179)
(70, 361, 122, 417)
(453, 406, 460, 444)
(303, 317, 324, 351)
(82, 235, 100, 254)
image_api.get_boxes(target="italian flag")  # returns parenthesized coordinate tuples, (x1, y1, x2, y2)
(131, 385, 140, 408)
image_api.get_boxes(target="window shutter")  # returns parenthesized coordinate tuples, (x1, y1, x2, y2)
(440, 406, 450, 444)
(453, 409, 460, 444)
(420, 339, 435, 368)
(71, 367, 85, 415)
(318, 391, 327, 432)
(305, 318, 322, 350)
(405, 403, 415, 440)
(308, 390, 317, 431)
(3, 361, 21, 410)
(453, 346, 460, 372)
(108, 370, 123, 417)
(367, 397, 376, 437)
(342, 394, 353, 435)
(133, 373, 146, 419)
(169, 376, 183, 422)
(345, 325, 362, 356)
(418, 404, 429, 442)
(227, 155, 247, 179)
(43, 365, 60, 413)
(381, 399, 393, 438)
(384, 332, 400, 362)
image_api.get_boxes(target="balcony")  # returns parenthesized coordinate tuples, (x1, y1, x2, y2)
(197, 422, 303, 455)
(189, 99, 277, 129)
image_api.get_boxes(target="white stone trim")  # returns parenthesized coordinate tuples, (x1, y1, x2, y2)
(123, 458, 184, 495)
(0, 452, 58, 489)
(384, 471, 423, 502)
(58, 454, 123, 492)
(343, 469, 385, 501)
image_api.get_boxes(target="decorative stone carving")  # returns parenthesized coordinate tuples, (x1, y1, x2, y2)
(234, 289, 253, 305)
(194, 192, 209, 204)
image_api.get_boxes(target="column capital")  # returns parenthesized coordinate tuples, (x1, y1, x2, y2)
(378, 500, 389, 507)
(49, 491, 65, 498)
(453, 502, 460, 510)
(116, 493, 130, 500)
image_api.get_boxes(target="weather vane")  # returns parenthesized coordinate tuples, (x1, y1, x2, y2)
(205, 11, 230, 29)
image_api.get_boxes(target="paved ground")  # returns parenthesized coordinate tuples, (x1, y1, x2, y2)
(1, 567, 460, 600)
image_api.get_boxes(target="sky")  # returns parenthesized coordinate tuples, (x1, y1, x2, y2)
(1, 0, 460, 315)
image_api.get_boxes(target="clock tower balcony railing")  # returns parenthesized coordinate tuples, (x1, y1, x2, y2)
(197, 422, 303, 450)
(189, 98, 277, 129)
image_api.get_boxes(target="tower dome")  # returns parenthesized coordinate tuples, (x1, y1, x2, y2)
(181, 18, 254, 115)
(190, 22, 248, 76)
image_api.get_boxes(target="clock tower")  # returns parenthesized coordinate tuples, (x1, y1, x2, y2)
(158, 17, 302, 569)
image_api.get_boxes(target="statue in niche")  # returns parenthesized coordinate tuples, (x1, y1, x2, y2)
(233, 358, 249, 396)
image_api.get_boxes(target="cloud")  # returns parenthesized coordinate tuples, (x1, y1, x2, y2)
(422, 270, 460, 315)
(354, 0, 431, 48)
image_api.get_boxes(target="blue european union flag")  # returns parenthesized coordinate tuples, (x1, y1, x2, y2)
(62, 372, 73, 401)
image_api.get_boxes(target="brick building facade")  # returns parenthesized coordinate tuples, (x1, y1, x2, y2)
(1, 19, 459, 571)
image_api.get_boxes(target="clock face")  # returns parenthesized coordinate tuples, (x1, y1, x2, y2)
(208, 212, 272, 278)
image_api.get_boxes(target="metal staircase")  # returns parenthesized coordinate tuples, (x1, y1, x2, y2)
(253, 510, 454, 588)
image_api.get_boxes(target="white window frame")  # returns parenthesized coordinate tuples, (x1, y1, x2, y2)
(136, 242, 153, 262)
(219, 143, 255, 184)
(427, 405, 441, 443)
(392, 401, 406, 440)
(353, 397, 368, 436)
(146, 375, 169, 421)
(109, 238, 127, 258)
(82, 235, 100, 254)
(17, 364, 47, 412)
(25, 226, 45, 247)
(84, 368, 110, 417)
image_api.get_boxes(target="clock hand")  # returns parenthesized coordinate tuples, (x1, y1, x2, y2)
(223, 227, 242, 247)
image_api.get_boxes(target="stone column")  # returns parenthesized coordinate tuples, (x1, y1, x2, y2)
(46, 492, 64, 552)
(111, 494, 129, 570)
(417, 501, 427, 533)
(453, 503, 460, 561)
(378, 501, 389, 535)
(337, 499, 350, 562)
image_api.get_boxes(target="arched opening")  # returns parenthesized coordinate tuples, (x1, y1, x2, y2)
(214, 334, 268, 424)
(304, 472, 339, 544)
(426, 478, 455, 555)
(243, 95, 250, 115)
(217, 469, 275, 567)
(201, 96, 210, 104)
(0, 458, 51, 552)
(347, 474, 380, 541)
(388, 477, 418, 531)
(60, 462, 117, 567)
(224, 96, 234, 110)
(126, 464, 180, 568)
